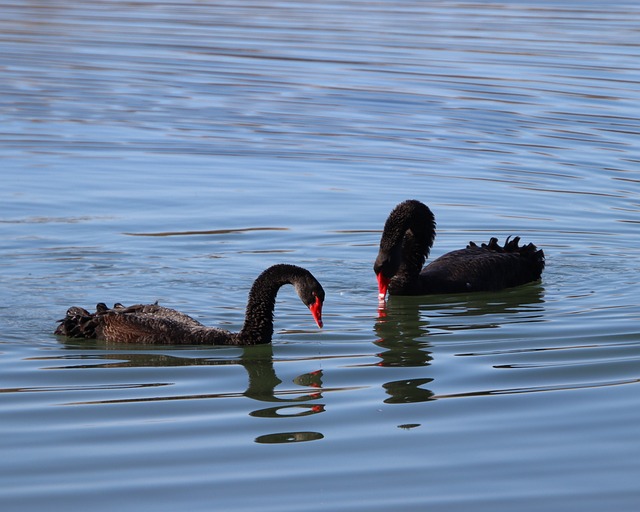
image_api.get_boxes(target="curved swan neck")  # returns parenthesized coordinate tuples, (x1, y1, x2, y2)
(380, 200, 436, 253)
(236, 264, 318, 345)
(375, 200, 436, 281)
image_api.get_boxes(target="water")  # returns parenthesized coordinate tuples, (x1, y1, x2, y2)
(2, 1, 640, 510)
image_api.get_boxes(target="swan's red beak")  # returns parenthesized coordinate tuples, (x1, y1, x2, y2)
(309, 295, 323, 328)
(377, 273, 390, 301)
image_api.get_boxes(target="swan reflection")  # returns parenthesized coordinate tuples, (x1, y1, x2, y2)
(59, 341, 325, 444)
(374, 284, 545, 407)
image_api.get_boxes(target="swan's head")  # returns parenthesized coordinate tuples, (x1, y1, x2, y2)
(294, 275, 325, 329)
(373, 245, 402, 300)
(375, 199, 436, 300)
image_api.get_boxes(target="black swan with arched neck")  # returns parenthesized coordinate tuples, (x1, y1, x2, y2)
(374, 200, 544, 299)
(55, 264, 324, 345)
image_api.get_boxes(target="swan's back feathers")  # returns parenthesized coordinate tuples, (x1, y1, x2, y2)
(55, 302, 236, 345)
(419, 236, 545, 293)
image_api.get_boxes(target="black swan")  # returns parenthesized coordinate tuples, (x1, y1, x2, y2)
(54, 264, 324, 345)
(374, 200, 544, 299)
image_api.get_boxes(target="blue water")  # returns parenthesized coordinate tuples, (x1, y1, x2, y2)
(2, 1, 640, 511)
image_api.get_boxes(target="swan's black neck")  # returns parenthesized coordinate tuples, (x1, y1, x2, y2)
(375, 200, 436, 281)
(236, 264, 320, 345)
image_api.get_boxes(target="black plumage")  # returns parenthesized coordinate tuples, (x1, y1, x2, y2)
(55, 264, 324, 345)
(374, 200, 544, 298)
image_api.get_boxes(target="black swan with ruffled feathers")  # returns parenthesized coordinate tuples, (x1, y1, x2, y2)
(374, 200, 544, 299)
(55, 264, 324, 345)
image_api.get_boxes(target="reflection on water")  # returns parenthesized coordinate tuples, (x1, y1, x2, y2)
(434, 376, 640, 400)
(374, 315, 433, 368)
(2, 0, 640, 510)
(382, 378, 434, 404)
(255, 431, 324, 444)
(124, 227, 289, 237)
(52, 343, 328, 444)
(382, 284, 546, 330)
(373, 285, 547, 403)
(374, 284, 544, 366)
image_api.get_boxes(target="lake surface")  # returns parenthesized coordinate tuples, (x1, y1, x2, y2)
(2, 1, 640, 510)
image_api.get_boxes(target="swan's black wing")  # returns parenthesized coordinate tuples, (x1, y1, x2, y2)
(419, 237, 544, 293)
(55, 302, 234, 344)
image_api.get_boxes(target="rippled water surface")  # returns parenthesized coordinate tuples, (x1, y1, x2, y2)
(2, 1, 640, 511)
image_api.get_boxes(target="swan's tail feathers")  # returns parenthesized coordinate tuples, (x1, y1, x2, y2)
(468, 236, 545, 277)
(54, 305, 99, 339)
(468, 236, 540, 255)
